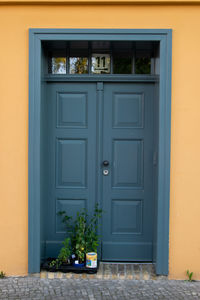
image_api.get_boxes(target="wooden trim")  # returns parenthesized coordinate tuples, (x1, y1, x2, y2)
(29, 28, 172, 275)
(28, 34, 41, 273)
(44, 75, 159, 82)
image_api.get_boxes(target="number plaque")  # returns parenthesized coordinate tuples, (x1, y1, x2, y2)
(91, 54, 111, 74)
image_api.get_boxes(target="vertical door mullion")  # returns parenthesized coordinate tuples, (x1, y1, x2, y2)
(96, 82, 104, 259)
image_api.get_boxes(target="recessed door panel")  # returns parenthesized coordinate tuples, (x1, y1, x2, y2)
(113, 93, 144, 128)
(57, 92, 87, 128)
(56, 139, 87, 188)
(111, 199, 143, 234)
(112, 139, 143, 188)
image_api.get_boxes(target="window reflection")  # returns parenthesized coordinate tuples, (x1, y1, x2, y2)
(52, 57, 66, 74)
(135, 57, 151, 74)
(113, 57, 132, 74)
(47, 41, 156, 75)
(69, 57, 88, 74)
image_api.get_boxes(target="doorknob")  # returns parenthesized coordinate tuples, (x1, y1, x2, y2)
(102, 160, 109, 167)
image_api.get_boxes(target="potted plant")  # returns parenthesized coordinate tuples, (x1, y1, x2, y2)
(49, 237, 71, 269)
(85, 205, 102, 254)
(47, 203, 102, 271)
(70, 205, 102, 266)
(71, 211, 86, 267)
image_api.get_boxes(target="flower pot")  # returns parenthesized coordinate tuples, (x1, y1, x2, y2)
(73, 261, 85, 268)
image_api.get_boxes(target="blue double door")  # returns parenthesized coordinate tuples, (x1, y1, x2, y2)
(45, 81, 155, 261)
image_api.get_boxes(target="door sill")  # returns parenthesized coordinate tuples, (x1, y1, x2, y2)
(39, 263, 161, 280)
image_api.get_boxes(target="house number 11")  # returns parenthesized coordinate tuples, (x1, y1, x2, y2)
(92, 54, 110, 73)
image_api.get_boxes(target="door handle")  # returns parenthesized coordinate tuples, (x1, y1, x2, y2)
(102, 160, 109, 167)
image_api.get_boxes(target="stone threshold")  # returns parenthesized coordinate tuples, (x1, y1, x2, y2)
(37, 263, 167, 280)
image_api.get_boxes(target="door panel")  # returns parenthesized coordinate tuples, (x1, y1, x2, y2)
(101, 83, 154, 261)
(56, 139, 87, 188)
(45, 83, 97, 257)
(112, 139, 143, 188)
(113, 92, 144, 128)
(57, 92, 88, 128)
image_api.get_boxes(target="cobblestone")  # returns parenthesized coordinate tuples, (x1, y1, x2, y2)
(40, 263, 158, 281)
(0, 277, 200, 299)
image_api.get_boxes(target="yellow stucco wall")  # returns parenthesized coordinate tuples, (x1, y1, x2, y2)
(0, 3, 200, 279)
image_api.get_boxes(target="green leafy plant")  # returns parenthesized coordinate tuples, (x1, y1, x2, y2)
(49, 237, 71, 268)
(85, 204, 103, 253)
(72, 211, 87, 263)
(59, 203, 102, 264)
(57, 212, 72, 231)
(0, 271, 6, 279)
(58, 210, 86, 262)
(186, 270, 194, 282)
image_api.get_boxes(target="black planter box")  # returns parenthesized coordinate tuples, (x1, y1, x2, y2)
(41, 258, 98, 274)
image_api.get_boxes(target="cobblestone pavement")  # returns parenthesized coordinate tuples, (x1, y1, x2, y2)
(0, 277, 200, 300)
(40, 263, 157, 280)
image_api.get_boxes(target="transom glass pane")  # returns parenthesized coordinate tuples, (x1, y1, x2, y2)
(69, 57, 88, 74)
(135, 57, 151, 74)
(45, 41, 158, 75)
(113, 57, 132, 74)
(91, 54, 111, 74)
(51, 57, 66, 74)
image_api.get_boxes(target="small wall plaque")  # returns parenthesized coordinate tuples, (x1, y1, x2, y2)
(91, 54, 111, 74)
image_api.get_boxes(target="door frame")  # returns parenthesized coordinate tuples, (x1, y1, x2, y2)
(29, 29, 172, 275)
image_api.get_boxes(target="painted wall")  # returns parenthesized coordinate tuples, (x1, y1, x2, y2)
(0, 3, 200, 279)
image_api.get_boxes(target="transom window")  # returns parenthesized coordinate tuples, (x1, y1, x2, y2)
(44, 41, 159, 75)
